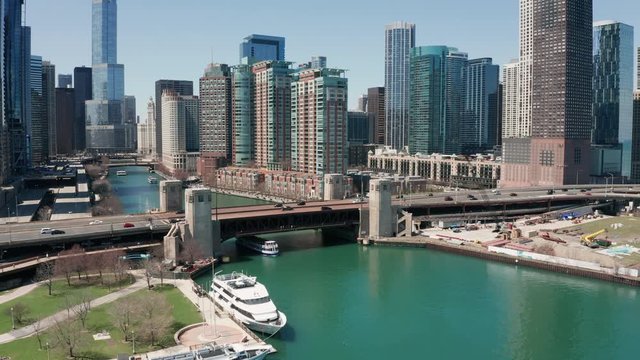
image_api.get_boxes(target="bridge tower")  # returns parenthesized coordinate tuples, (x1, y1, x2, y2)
(184, 188, 220, 257)
(159, 180, 183, 212)
(324, 174, 346, 200)
(369, 179, 394, 239)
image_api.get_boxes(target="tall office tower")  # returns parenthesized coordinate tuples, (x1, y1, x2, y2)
(311, 56, 326, 69)
(494, 83, 504, 148)
(30, 56, 45, 164)
(253, 61, 292, 170)
(161, 90, 199, 175)
(55, 87, 75, 154)
(357, 94, 368, 112)
(184, 95, 199, 153)
(231, 65, 253, 166)
(501, 0, 592, 187)
(501, 60, 521, 139)
(199, 63, 232, 179)
(291, 68, 348, 177)
(85, 0, 126, 152)
(631, 91, 640, 183)
(73, 66, 91, 151)
(136, 98, 156, 158)
(592, 21, 634, 178)
(384, 21, 415, 150)
(154, 80, 193, 159)
(408, 46, 468, 155)
(347, 111, 375, 166)
(461, 58, 500, 153)
(42, 61, 56, 157)
(367, 87, 385, 144)
(58, 74, 72, 89)
(123, 95, 136, 151)
(4, 0, 31, 174)
(239, 34, 285, 64)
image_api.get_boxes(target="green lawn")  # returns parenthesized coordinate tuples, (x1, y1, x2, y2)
(0, 276, 133, 334)
(0, 284, 202, 360)
(563, 216, 640, 244)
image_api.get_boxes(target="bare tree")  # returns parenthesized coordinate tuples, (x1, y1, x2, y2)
(71, 291, 92, 328)
(53, 315, 84, 359)
(35, 261, 55, 296)
(142, 259, 153, 290)
(91, 251, 108, 285)
(179, 238, 204, 264)
(110, 297, 137, 341)
(33, 316, 45, 349)
(55, 256, 73, 287)
(133, 292, 172, 346)
(5, 303, 29, 325)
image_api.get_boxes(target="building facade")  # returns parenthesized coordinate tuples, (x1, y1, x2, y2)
(462, 58, 500, 153)
(231, 65, 253, 166)
(29, 56, 45, 164)
(291, 68, 348, 178)
(85, 0, 127, 152)
(55, 87, 75, 154)
(367, 87, 385, 145)
(154, 80, 193, 159)
(199, 63, 232, 181)
(592, 21, 634, 178)
(42, 61, 56, 158)
(58, 74, 72, 89)
(632, 91, 640, 183)
(239, 34, 285, 64)
(137, 97, 156, 158)
(73, 66, 91, 151)
(123, 95, 136, 151)
(160, 90, 199, 175)
(384, 21, 415, 150)
(357, 94, 368, 112)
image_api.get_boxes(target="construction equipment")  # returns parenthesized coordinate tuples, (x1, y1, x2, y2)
(539, 231, 567, 244)
(580, 229, 606, 248)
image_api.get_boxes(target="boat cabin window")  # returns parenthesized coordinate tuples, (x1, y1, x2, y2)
(239, 296, 271, 305)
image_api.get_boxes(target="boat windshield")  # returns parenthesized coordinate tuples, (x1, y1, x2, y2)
(239, 296, 271, 305)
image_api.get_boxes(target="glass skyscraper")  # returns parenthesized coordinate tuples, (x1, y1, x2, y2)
(86, 0, 126, 151)
(239, 34, 285, 64)
(592, 21, 634, 178)
(384, 22, 415, 151)
(462, 58, 500, 153)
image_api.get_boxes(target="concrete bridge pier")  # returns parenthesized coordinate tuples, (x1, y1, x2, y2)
(160, 180, 183, 212)
(184, 188, 220, 257)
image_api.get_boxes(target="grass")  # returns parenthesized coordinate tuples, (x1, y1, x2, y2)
(0, 284, 202, 360)
(562, 216, 640, 244)
(0, 276, 133, 334)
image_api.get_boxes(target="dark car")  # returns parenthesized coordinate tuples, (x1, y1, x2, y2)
(123, 223, 135, 228)
(297, 200, 306, 206)
(444, 196, 453, 201)
(547, 189, 554, 195)
(51, 229, 65, 235)
(428, 193, 434, 197)
(282, 206, 294, 211)
(176, 209, 185, 214)
(321, 206, 332, 211)
(509, 193, 518, 197)
(469, 196, 477, 200)
(274, 203, 284, 208)
(467, 194, 475, 199)
(580, 189, 587, 193)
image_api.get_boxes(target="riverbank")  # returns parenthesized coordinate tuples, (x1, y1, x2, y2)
(371, 236, 640, 286)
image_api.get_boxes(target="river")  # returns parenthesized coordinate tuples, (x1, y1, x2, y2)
(194, 230, 640, 359)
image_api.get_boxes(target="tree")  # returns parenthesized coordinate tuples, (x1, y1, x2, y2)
(110, 297, 137, 341)
(5, 303, 29, 325)
(35, 261, 55, 296)
(71, 291, 92, 329)
(179, 238, 204, 264)
(133, 292, 172, 346)
(142, 259, 153, 290)
(52, 315, 84, 359)
(32, 316, 45, 350)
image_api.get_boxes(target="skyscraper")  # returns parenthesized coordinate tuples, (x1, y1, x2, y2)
(85, 0, 126, 152)
(384, 21, 415, 150)
(310, 56, 326, 69)
(42, 61, 56, 157)
(253, 61, 292, 170)
(199, 63, 232, 180)
(58, 74, 72, 89)
(632, 91, 640, 183)
(30, 56, 45, 164)
(240, 34, 285, 64)
(367, 87, 385, 145)
(160, 90, 199, 176)
(73, 66, 91, 151)
(291, 68, 348, 177)
(154, 80, 193, 159)
(55, 87, 75, 154)
(501, 60, 521, 139)
(462, 58, 500, 153)
(357, 94, 368, 112)
(137, 98, 156, 158)
(501, 0, 593, 187)
(231, 65, 253, 166)
(592, 21, 634, 178)
(124, 95, 136, 151)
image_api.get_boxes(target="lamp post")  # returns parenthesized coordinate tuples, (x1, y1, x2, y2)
(131, 330, 135, 354)
(607, 172, 615, 193)
(10, 307, 15, 329)
(46, 342, 50, 360)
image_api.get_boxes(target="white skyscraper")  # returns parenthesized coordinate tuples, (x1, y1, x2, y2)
(501, 60, 521, 139)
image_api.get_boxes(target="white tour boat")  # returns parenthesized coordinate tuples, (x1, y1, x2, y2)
(151, 342, 272, 360)
(116, 170, 127, 176)
(211, 272, 287, 335)
(236, 236, 280, 256)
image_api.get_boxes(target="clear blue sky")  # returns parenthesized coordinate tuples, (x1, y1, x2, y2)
(28, 0, 640, 119)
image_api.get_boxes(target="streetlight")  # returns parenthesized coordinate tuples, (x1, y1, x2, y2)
(10, 307, 15, 329)
(607, 172, 615, 193)
(46, 342, 50, 360)
(131, 330, 135, 354)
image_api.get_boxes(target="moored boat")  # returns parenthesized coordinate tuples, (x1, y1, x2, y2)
(210, 272, 287, 335)
(236, 235, 279, 256)
(116, 170, 127, 176)
(148, 176, 158, 184)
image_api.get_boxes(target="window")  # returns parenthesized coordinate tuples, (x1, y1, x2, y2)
(574, 147, 582, 165)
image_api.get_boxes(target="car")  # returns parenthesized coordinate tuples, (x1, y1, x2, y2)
(282, 206, 294, 211)
(547, 190, 554, 195)
(352, 198, 366, 203)
(40, 228, 53, 234)
(428, 193, 434, 197)
(469, 196, 477, 200)
(297, 200, 306, 206)
(274, 203, 284, 208)
(467, 194, 475, 199)
(123, 223, 135, 228)
(509, 193, 518, 197)
(51, 229, 65, 235)
(561, 188, 568, 192)
(321, 206, 332, 211)
(89, 220, 103, 225)
(585, 192, 592, 196)
(494, 191, 501, 195)
(444, 196, 453, 201)
(452, 229, 462, 233)
(580, 189, 587, 193)
(176, 209, 185, 214)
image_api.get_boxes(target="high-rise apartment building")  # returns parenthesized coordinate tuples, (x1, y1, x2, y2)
(58, 74, 72, 89)
(384, 22, 415, 150)
(154, 80, 193, 159)
(199, 63, 232, 180)
(501, 0, 593, 187)
(367, 87, 385, 145)
(310, 56, 326, 69)
(632, 91, 640, 183)
(30, 56, 46, 164)
(291, 68, 348, 177)
(85, 0, 127, 152)
(501, 60, 520, 139)
(55, 87, 75, 154)
(231, 65, 253, 166)
(462, 58, 500, 153)
(160, 90, 199, 175)
(73, 66, 91, 151)
(240, 34, 285, 64)
(592, 21, 634, 178)
(42, 61, 56, 157)
(253, 61, 292, 171)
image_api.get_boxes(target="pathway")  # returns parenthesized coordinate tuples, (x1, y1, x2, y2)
(0, 282, 40, 304)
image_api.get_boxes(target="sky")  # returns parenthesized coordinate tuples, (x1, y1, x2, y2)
(28, 0, 640, 119)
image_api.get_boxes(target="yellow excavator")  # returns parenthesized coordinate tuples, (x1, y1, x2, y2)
(580, 229, 606, 248)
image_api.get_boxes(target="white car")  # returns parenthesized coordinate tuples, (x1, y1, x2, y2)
(40, 228, 53, 234)
(89, 220, 103, 225)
